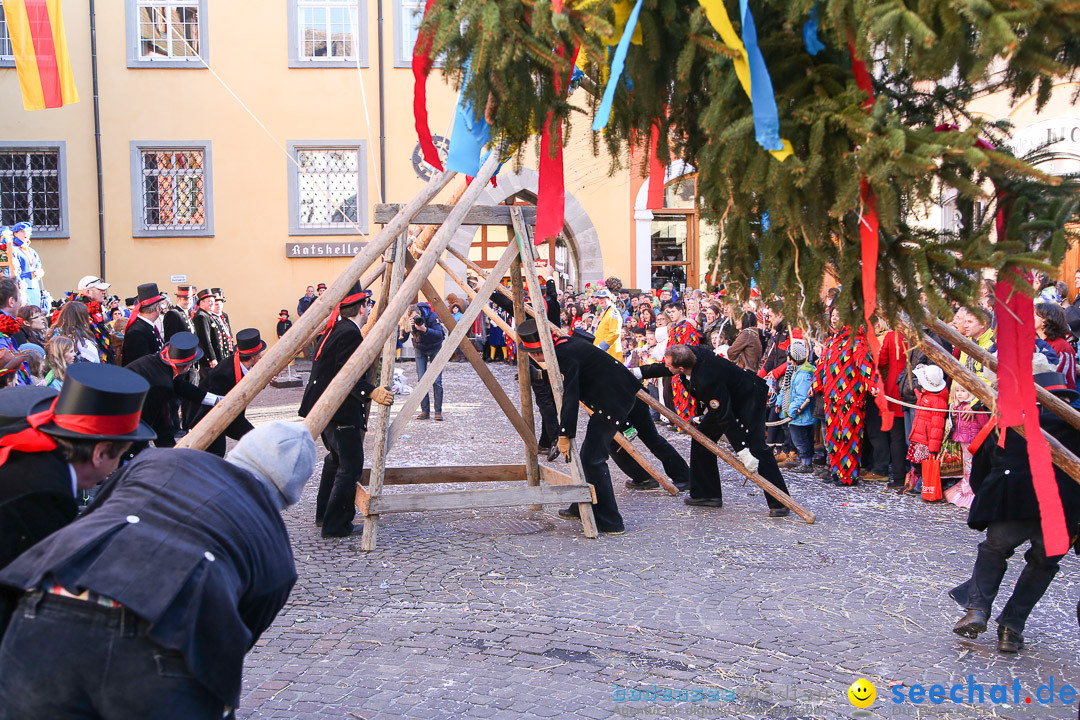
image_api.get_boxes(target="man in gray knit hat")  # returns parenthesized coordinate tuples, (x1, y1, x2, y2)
(0, 421, 315, 720)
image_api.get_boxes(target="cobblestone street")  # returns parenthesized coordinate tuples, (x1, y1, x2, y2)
(237, 359, 1080, 720)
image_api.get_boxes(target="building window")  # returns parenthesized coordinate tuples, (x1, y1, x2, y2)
(0, 6, 14, 68)
(130, 142, 214, 237)
(393, 0, 425, 68)
(288, 0, 368, 68)
(0, 142, 68, 239)
(287, 142, 368, 235)
(126, 0, 209, 68)
(650, 174, 716, 291)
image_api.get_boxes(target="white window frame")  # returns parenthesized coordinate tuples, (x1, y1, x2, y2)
(392, 0, 442, 69)
(130, 141, 214, 238)
(287, 141, 369, 236)
(0, 6, 14, 68)
(0, 142, 69, 239)
(126, 0, 209, 68)
(288, 0, 368, 68)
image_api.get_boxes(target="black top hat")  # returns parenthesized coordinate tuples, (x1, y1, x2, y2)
(162, 332, 204, 367)
(517, 318, 545, 350)
(136, 283, 165, 307)
(339, 281, 371, 309)
(30, 364, 156, 442)
(210, 287, 225, 301)
(195, 288, 214, 303)
(279, 309, 289, 316)
(317, 282, 327, 290)
(175, 284, 194, 297)
(0, 386, 58, 427)
(236, 328, 267, 356)
(1034, 371, 1080, 402)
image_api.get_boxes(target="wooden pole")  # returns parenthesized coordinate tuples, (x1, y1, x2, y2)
(511, 208, 598, 537)
(926, 317, 1080, 433)
(898, 321, 1080, 487)
(360, 234, 409, 551)
(581, 405, 677, 496)
(302, 151, 500, 439)
(635, 390, 816, 523)
(512, 257, 542, 506)
(437, 255, 519, 340)
(385, 240, 523, 451)
(178, 169, 456, 450)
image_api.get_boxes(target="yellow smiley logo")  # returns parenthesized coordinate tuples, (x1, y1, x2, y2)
(847, 678, 876, 708)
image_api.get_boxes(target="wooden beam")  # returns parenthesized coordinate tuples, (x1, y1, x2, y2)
(385, 240, 525, 451)
(582, 405, 678, 496)
(375, 203, 538, 226)
(301, 150, 501, 439)
(368, 484, 593, 514)
(361, 465, 527, 485)
(512, 207, 598, 538)
(635, 390, 817, 524)
(360, 233, 409, 551)
(178, 169, 455, 451)
(355, 484, 370, 515)
(927, 317, 1080, 433)
(437, 255, 520, 341)
(512, 257, 541, 507)
(899, 320, 1080, 488)
(539, 466, 598, 501)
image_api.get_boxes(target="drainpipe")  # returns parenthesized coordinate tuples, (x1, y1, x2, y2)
(376, 0, 386, 203)
(89, 0, 106, 278)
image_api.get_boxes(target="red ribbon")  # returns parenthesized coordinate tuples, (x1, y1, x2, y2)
(646, 120, 665, 210)
(234, 352, 244, 385)
(160, 347, 199, 376)
(535, 47, 580, 245)
(412, 0, 443, 171)
(0, 399, 143, 467)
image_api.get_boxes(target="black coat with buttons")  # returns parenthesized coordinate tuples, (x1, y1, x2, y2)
(640, 344, 769, 434)
(298, 318, 376, 430)
(0, 448, 297, 708)
(549, 335, 640, 438)
(967, 407, 1080, 532)
(0, 450, 76, 572)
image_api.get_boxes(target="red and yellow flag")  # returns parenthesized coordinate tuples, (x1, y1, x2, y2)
(2, 0, 78, 110)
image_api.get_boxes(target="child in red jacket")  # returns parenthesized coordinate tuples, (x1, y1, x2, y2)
(902, 364, 949, 493)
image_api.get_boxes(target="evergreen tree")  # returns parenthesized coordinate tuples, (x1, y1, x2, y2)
(423, 0, 1080, 326)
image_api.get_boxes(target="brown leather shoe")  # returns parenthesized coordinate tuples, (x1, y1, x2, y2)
(433, 412, 443, 421)
(415, 412, 430, 420)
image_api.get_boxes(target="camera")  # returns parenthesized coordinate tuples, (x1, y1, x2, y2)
(412, 315, 424, 328)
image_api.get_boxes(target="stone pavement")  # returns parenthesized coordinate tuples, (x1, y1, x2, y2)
(236, 359, 1080, 720)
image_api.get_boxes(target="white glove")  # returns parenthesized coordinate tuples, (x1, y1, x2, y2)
(630, 367, 642, 380)
(201, 392, 222, 407)
(737, 448, 759, 474)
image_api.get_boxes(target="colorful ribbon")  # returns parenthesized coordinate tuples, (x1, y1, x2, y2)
(698, 0, 792, 161)
(446, 61, 492, 177)
(803, 5, 825, 56)
(412, 0, 443, 171)
(592, 0, 645, 131)
(738, 0, 788, 157)
(536, 47, 580, 244)
(646, 120, 665, 210)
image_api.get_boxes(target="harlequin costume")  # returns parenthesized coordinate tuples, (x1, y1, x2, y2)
(669, 319, 701, 423)
(813, 326, 878, 485)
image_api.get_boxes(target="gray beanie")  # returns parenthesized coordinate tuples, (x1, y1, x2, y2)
(788, 338, 808, 363)
(227, 421, 315, 510)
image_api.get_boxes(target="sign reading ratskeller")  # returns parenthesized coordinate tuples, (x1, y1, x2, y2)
(285, 241, 367, 258)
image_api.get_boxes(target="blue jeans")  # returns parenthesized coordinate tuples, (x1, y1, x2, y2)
(415, 347, 443, 413)
(0, 591, 229, 719)
(788, 423, 816, 464)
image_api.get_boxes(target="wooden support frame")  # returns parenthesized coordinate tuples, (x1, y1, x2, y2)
(512, 258, 542, 508)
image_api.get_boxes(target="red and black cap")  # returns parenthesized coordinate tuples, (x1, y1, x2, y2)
(279, 309, 289, 317)
(1034, 371, 1080, 402)
(176, 285, 194, 298)
(317, 282, 327, 291)
(29, 364, 156, 442)
(0, 386, 58, 428)
(516, 318, 551, 351)
(160, 332, 204, 370)
(236, 328, 267, 356)
(339, 280, 372, 309)
(195, 288, 214, 302)
(136, 282, 165, 307)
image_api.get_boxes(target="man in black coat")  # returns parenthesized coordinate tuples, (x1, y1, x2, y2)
(127, 332, 221, 452)
(121, 282, 167, 367)
(639, 344, 793, 517)
(950, 367, 1080, 654)
(518, 319, 646, 534)
(299, 282, 393, 538)
(0, 421, 314, 719)
(189, 328, 266, 457)
(192, 288, 224, 372)
(162, 284, 196, 341)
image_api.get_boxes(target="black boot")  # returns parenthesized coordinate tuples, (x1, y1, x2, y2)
(997, 625, 1024, 653)
(952, 609, 989, 638)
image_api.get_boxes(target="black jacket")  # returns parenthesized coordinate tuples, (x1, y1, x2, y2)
(641, 345, 768, 433)
(298, 319, 376, 429)
(162, 305, 195, 341)
(126, 353, 208, 443)
(120, 317, 164, 367)
(189, 354, 254, 443)
(297, 295, 315, 316)
(0, 448, 297, 707)
(192, 308, 224, 368)
(545, 334, 640, 438)
(968, 408, 1080, 532)
(276, 319, 292, 338)
(0, 450, 76, 571)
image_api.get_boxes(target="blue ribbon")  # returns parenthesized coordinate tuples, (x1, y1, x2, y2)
(803, 5, 825, 56)
(738, 0, 785, 153)
(446, 61, 491, 176)
(591, 0, 645, 131)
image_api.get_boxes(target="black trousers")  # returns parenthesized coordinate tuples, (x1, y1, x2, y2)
(532, 378, 559, 449)
(610, 398, 690, 487)
(577, 414, 625, 533)
(317, 425, 364, 537)
(863, 400, 891, 475)
(690, 386, 791, 509)
(950, 519, 1064, 634)
(886, 418, 909, 483)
